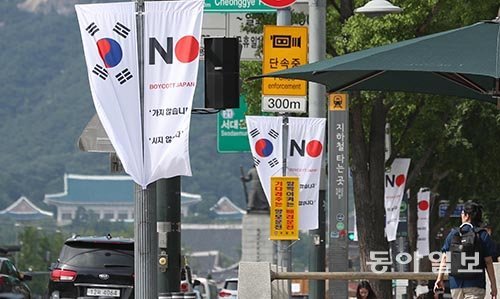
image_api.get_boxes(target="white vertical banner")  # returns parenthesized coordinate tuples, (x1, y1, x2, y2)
(77, 1, 204, 188)
(246, 116, 283, 203)
(143, 1, 204, 184)
(76, 2, 144, 185)
(417, 188, 430, 257)
(385, 158, 411, 242)
(287, 117, 326, 230)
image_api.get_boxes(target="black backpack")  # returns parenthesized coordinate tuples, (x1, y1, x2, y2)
(449, 224, 486, 279)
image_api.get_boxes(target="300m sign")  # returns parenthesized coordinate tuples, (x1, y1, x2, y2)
(261, 95, 307, 113)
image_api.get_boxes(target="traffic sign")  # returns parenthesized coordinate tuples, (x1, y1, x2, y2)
(261, 95, 306, 113)
(262, 25, 308, 96)
(204, 0, 275, 13)
(217, 96, 250, 153)
(261, 0, 295, 9)
(439, 202, 464, 218)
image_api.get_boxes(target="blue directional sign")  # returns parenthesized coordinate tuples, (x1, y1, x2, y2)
(438, 202, 464, 218)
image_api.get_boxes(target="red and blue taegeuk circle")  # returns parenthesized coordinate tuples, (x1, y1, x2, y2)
(255, 139, 273, 157)
(96, 38, 123, 68)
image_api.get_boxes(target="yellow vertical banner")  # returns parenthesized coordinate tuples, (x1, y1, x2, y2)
(270, 176, 299, 240)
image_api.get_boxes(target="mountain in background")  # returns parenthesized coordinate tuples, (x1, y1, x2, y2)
(0, 0, 252, 218)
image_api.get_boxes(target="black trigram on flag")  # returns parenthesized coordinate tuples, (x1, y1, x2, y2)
(268, 129, 279, 139)
(249, 128, 260, 138)
(113, 22, 130, 38)
(86, 22, 99, 36)
(116, 68, 133, 84)
(253, 156, 261, 166)
(92, 65, 108, 80)
(268, 158, 279, 168)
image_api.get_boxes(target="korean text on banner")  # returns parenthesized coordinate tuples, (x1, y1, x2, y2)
(385, 158, 411, 242)
(76, 2, 143, 185)
(143, 1, 204, 184)
(246, 116, 283, 202)
(417, 188, 430, 257)
(76, 1, 204, 188)
(270, 176, 299, 240)
(287, 117, 326, 230)
(262, 25, 308, 96)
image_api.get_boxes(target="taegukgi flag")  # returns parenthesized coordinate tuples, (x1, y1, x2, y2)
(246, 116, 283, 202)
(76, 1, 204, 188)
(385, 158, 411, 241)
(287, 117, 326, 230)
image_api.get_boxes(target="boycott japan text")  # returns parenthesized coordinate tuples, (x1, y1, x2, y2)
(368, 251, 483, 274)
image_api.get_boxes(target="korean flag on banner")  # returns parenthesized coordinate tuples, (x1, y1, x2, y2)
(76, 3, 143, 185)
(246, 116, 283, 203)
(287, 117, 326, 230)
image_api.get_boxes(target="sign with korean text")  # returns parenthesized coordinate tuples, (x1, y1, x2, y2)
(204, 0, 275, 12)
(270, 176, 299, 240)
(328, 93, 348, 240)
(262, 26, 308, 97)
(217, 95, 250, 153)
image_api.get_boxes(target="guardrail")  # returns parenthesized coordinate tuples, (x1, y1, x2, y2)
(271, 271, 445, 281)
(238, 262, 448, 299)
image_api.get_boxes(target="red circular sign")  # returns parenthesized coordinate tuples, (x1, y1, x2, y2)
(418, 200, 429, 211)
(262, 0, 295, 9)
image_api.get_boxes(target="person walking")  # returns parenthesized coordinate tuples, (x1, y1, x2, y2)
(356, 280, 377, 299)
(434, 201, 498, 299)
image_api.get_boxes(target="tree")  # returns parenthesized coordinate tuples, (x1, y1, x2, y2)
(242, 1, 500, 297)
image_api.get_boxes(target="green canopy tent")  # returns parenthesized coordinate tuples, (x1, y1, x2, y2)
(254, 18, 500, 106)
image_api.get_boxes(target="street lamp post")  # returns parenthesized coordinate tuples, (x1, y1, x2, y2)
(305, 0, 402, 297)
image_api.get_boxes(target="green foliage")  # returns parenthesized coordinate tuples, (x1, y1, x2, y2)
(0, 0, 252, 216)
(16, 226, 65, 296)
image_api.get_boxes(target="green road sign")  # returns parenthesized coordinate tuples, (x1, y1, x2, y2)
(217, 96, 250, 153)
(204, 0, 275, 13)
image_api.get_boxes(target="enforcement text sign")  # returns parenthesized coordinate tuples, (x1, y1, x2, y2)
(262, 26, 308, 96)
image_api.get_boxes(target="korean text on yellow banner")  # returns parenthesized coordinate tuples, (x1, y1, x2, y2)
(270, 176, 299, 240)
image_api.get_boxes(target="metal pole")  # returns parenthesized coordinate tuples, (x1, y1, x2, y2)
(327, 95, 349, 297)
(135, 184, 158, 298)
(134, 1, 158, 297)
(307, 0, 327, 296)
(276, 8, 292, 298)
(157, 177, 182, 294)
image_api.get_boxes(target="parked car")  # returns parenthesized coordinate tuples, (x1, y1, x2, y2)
(47, 235, 134, 299)
(218, 278, 238, 299)
(0, 257, 31, 299)
(193, 277, 218, 299)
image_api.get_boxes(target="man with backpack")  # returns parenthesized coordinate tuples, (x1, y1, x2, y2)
(434, 202, 498, 298)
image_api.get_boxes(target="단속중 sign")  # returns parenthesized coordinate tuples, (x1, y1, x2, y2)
(262, 25, 308, 97)
(270, 176, 299, 240)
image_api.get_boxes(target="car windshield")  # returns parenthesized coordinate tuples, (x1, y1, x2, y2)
(59, 244, 133, 268)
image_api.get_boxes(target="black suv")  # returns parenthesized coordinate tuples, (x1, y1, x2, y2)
(48, 235, 134, 299)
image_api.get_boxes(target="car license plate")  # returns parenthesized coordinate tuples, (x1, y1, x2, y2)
(86, 288, 120, 297)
